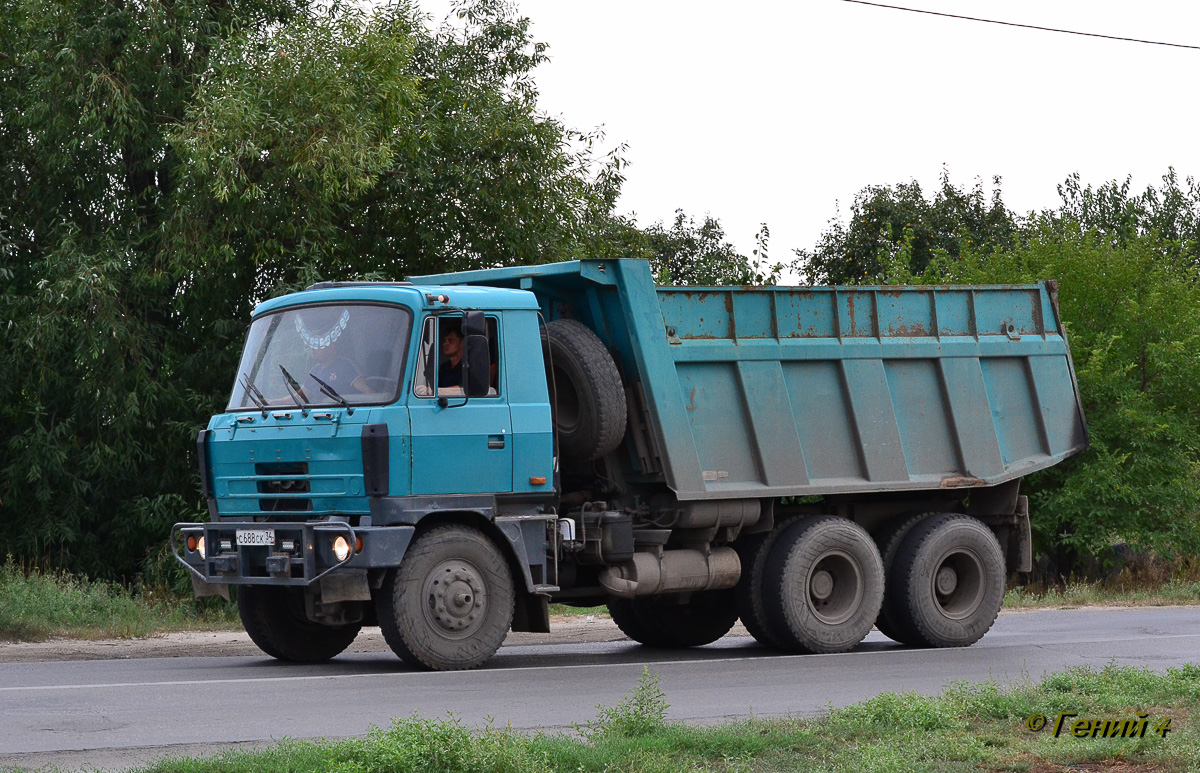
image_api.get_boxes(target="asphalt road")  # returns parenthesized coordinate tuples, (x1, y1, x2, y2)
(2, 607, 1198, 771)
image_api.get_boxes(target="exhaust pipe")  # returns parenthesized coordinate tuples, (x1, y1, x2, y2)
(599, 547, 740, 598)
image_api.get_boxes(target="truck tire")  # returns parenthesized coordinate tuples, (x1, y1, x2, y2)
(610, 590, 739, 648)
(733, 522, 798, 649)
(872, 512, 934, 643)
(607, 598, 670, 646)
(542, 319, 627, 463)
(375, 525, 515, 671)
(761, 516, 884, 654)
(237, 585, 361, 662)
(889, 514, 1005, 648)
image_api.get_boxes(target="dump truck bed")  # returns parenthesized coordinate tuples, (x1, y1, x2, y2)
(411, 259, 1088, 500)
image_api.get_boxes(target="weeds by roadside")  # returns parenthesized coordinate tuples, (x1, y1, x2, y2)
(0, 559, 236, 642)
(1005, 578, 1200, 609)
(1007, 555, 1200, 609)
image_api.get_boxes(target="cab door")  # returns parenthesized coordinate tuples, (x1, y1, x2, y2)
(408, 313, 513, 494)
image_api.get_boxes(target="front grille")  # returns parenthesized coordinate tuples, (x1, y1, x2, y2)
(255, 462, 312, 512)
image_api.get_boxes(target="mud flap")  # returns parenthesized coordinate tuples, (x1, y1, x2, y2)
(319, 571, 373, 603)
(191, 575, 230, 600)
(1010, 495, 1033, 573)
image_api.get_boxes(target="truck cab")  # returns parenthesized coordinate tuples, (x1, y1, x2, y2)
(178, 281, 559, 668)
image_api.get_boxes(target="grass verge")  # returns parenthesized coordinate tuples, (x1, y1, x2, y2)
(109, 663, 1199, 773)
(1006, 556, 1200, 609)
(1005, 579, 1200, 610)
(0, 560, 237, 641)
(548, 603, 608, 617)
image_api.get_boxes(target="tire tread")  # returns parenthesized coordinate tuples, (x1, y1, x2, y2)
(376, 525, 515, 671)
(893, 513, 1005, 648)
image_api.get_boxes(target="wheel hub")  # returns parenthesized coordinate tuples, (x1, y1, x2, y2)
(931, 549, 984, 620)
(424, 560, 488, 638)
(935, 565, 958, 595)
(810, 569, 835, 600)
(807, 550, 864, 626)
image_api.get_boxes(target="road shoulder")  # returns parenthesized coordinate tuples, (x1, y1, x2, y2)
(0, 614, 631, 663)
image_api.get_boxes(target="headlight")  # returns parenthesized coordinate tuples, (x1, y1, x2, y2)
(197, 535, 206, 559)
(332, 535, 352, 562)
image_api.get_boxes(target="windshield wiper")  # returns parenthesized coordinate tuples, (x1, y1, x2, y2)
(307, 373, 353, 414)
(278, 365, 308, 409)
(240, 373, 268, 415)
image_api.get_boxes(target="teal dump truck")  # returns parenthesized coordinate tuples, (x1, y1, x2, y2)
(174, 258, 1087, 670)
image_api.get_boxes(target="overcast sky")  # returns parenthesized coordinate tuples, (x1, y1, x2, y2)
(416, 0, 1199, 271)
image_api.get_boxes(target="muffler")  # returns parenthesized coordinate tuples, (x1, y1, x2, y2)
(598, 547, 740, 598)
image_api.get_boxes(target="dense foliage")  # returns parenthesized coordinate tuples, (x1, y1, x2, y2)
(795, 171, 1017, 285)
(1, 0, 1195, 582)
(0, 0, 629, 577)
(797, 170, 1200, 571)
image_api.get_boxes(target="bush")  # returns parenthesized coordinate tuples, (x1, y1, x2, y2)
(923, 230, 1200, 567)
(580, 666, 670, 740)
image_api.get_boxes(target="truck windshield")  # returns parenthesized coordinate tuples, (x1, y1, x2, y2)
(228, 303, 411, 410)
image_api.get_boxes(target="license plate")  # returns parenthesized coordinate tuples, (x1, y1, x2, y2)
(236, 529, 275, 547)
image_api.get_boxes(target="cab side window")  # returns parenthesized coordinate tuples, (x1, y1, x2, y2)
(413, 315, 500, 398)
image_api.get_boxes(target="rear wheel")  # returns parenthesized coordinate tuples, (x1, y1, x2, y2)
(733, 525, 796, 649)
(238, 585, 361, 662)
(890, 514, 1005, 648)
(376, 525, 515, 671)
(873, 512, 933, 642)
(761, 516, 884, 654)
(607, 598, 668, 646)
(609, 591, 739, 647)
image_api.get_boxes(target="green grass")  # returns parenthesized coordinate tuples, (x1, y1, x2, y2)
(1004, 578, 1200, 610)
(1005, 556, 1200, 610)
(548, 603, 608, 617)
(95, 663, 1200, 773)
(0, 560, 237, 641)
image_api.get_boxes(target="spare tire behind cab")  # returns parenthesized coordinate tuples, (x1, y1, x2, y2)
(542, 319, 627, 463)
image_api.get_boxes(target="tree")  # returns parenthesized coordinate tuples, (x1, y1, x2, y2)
(645, 210, 779, 286)
(1044, 168, 1200, 268)
(924, 231, 1200, 569)
(795, 171, 1016, 284)
(0, 0, 630, 578)
(0, 0, 313, 576)
(796, 168, 1200, 575)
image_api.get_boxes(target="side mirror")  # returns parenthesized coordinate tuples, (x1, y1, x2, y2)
(462, 310, 491, 398)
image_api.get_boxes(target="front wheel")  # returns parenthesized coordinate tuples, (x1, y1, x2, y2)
(376, 525, 515, 671)
(238, 585, 361, 662)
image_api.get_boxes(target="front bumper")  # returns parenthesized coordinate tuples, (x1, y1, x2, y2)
(171, 521, 414, 586)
